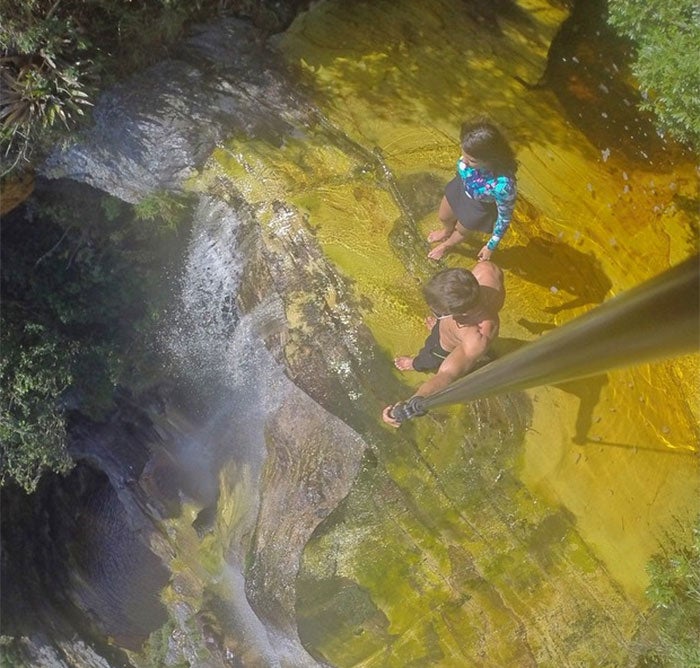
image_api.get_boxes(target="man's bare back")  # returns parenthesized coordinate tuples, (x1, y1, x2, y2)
(384, 261, 505, 427)
(436, 261, 504, 355)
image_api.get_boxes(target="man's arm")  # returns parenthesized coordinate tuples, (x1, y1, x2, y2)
(382, 320, 497, 427)
(413, 335, 486, 397)
(381, 339, 486, 427)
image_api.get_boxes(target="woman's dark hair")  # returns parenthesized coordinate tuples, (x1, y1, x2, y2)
(460, 119, 517, 175)
(423, 268, 480, 316)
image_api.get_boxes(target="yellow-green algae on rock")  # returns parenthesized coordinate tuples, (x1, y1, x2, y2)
(193, 0, 698, 663)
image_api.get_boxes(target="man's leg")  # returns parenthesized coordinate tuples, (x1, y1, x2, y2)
(395, 321, 444, 372)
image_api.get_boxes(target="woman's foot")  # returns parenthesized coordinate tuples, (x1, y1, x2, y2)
(427, 229, 450, 244)
(427, 242, 449, 261)
(394, 356, 415, 371)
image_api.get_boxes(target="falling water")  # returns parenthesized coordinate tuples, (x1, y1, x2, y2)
(414, 255, 699, 413)
(159, 194, 365, 665)
(163, 195, 289, 418)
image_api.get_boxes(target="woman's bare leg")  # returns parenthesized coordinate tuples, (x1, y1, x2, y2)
(428, 222, 468, 260)
(427, 196, 458, 244)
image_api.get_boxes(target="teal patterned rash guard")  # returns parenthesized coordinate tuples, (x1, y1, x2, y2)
(456, 157, 517, 251)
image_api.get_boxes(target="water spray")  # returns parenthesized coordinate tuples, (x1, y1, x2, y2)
(390, 254, 699, 423)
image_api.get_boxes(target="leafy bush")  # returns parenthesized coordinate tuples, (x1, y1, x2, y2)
(0, 0, 229, 175)
(0, 185, 186, 492)
(0, 321, 75, 492)
(0, 3, 95, 173)
(641, 516, 700, 666)
(134, 190, 188, 228)
(607, 0, 700, 148)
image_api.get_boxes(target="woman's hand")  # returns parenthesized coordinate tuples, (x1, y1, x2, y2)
(477, 245, 492, 261)
(456, 158, 469, 178)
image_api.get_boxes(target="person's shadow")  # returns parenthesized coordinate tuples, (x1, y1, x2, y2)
(493, 335, 608, 444)
(467, 235, 613, 315)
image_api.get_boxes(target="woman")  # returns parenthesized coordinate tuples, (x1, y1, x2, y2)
(428, 119, 517, 261)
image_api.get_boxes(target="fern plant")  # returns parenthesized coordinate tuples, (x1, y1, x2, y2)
(0, 54, 92, 157)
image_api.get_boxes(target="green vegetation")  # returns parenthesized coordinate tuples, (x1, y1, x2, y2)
(134, 190, 189, 227)
(607, 0, 700, 149)
(640, 516, 700, 666)
(0, 322, 75, 492)
(0, 0, 93, 172)
(141, 620, 183, 668)
(0, 0, 239, 175)
(0, 188, 190, 492)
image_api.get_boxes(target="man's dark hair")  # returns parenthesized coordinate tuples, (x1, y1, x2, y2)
(423, 268, 480, 316)
(460, 118, 517, 176)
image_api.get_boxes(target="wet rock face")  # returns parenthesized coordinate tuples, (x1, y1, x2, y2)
(7, 16, 395, 664)
(41, 18, 315, 203)
(245, 388, 367, 629)
(0, 407, 171, 666)
(164, 191, 405, 662)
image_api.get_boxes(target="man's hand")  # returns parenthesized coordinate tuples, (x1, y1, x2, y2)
(382, 405, 401, 428)
(477, 245, 492, 262)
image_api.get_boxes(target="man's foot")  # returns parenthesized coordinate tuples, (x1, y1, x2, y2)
(427, 229, 449, 244)
(427, 243, 448, 261)
(394, 356, 415, 371)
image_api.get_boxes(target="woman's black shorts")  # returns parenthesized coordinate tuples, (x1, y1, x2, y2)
(444, 176, 497, 232)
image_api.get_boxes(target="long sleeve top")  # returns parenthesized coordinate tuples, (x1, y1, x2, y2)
(457, 158, 517, 251)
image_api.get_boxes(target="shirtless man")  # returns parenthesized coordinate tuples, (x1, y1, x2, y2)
(382, 261, 505, 426)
